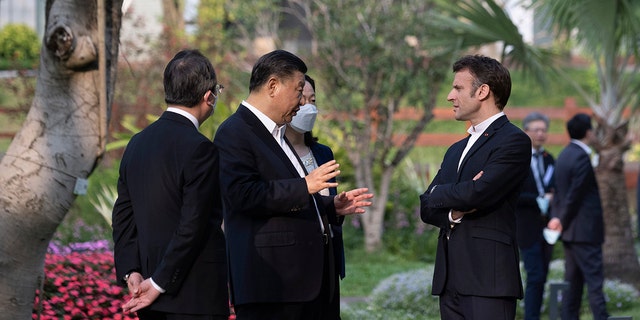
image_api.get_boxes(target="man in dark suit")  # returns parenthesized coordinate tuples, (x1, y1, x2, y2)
(516, 112, 556, 320)
(213, 49, 372, 320)
(547, 113, 609, 320)
(420, 55, 530, 319)
(112, 50, 229, 319)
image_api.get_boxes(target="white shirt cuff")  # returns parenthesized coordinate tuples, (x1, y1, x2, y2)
(448, 210, 462, 224)
(150, 277, 166, 293)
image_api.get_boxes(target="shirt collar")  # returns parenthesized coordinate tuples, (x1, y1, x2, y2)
(570, 139, 593, 155)
(166, 107, 199, 129)
(242, 100, 282, 135)
(467, 112, 505, 135)
(532, 147, 545, 155)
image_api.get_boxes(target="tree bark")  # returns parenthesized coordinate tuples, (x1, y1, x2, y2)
(0, 0, 122, 318)
(596, 123, 640, 289)
(361, 167, 395, 252)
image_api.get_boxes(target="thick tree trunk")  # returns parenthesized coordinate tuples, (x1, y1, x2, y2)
(596, 123, 640, 289)
(0, 1, 122, 318)
(361, 168, 393, 252)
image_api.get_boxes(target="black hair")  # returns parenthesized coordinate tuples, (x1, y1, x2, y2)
(453, 55, 511, 110)
(249, 50, 307, 92)
(305, 74, 316, 91)
(566, 113, 592, 140)
(164, 49, 216, 108)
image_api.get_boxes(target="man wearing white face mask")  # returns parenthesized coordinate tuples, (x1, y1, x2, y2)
(285, 75, 345, 320)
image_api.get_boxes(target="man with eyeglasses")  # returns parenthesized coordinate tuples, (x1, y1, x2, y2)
(517, 112, 556, 320)
(112, 49, 230, 319)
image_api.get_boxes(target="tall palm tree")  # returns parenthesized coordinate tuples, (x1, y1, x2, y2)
(531, 0, 640, 288)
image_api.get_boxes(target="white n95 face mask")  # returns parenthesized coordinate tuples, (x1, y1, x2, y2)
(289, 103, 318, 133)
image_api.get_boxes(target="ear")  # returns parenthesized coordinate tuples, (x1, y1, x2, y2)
(266, 76, 279, 98)
(477, 83, 490, 101)
(205, 90, 215, 106)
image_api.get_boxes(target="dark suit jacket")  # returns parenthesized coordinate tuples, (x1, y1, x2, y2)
(112, 111, 229, 315)
(551, 142, 604, 244)
(214, 105, 339, 305)
(516, 150, 555, 248)
(420, 115, 529, 298)
(310, 142, 346, 279)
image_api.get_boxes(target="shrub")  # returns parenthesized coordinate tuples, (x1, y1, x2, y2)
(0, 24, 39, 67)
(342, 267, 439, 319)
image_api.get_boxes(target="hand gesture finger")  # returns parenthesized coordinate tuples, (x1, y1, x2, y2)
(335, 188, 374, 215)
(305, 160, 340, 194)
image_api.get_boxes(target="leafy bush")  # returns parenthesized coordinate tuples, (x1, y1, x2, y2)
(342, 267, 439, 319)
(0, 24, 39, 67)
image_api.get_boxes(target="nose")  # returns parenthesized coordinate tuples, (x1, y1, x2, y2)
(446, 89, 455, 102)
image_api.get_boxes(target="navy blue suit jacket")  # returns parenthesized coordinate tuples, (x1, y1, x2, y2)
(551, 142, 604, 244)
(214, 105, 339, 305)
(516, 150, 555, 248)
(420, 115, 529, 298)
(310, 142, 346, 279)
(112, 111, 228, 315)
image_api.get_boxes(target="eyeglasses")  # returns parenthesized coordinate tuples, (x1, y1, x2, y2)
(526, 127, 548, 133)
(211, 83, 224, 97)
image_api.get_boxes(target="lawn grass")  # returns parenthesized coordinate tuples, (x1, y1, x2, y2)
(340, 247, 426, 297)
(341, 246, 640, 319)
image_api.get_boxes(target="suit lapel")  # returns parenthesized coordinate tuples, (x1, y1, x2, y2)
(284, 136, 309, 175)
(457, 115, 509, 174)
(237, 105, 301, 178)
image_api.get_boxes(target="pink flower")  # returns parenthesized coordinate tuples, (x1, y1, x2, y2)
(34, 241, 231, 320)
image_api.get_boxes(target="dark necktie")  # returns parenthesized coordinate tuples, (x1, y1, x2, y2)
(532, 152, 546, 196)
(536, 152, 545, 181)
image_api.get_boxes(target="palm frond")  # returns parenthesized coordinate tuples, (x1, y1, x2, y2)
(426, 0, 558, 90)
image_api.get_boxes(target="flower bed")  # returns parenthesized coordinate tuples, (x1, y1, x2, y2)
(32, 241, 137, 320)
(33, 241, 236, 319)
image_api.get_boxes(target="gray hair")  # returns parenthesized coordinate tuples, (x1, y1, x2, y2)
(522, 112, 550, 130)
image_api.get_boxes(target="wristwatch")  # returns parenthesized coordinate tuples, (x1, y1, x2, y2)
(123, 272, 132, 283)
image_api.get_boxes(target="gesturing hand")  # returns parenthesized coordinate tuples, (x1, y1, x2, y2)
(305, 160, 340, 194)
(335, 188, 374, 216)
